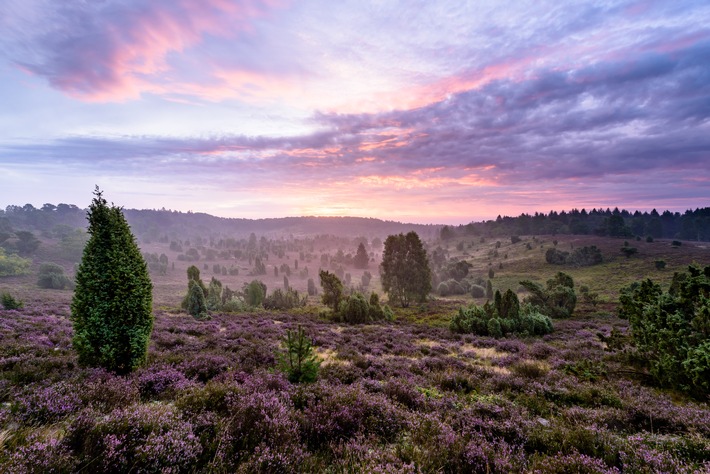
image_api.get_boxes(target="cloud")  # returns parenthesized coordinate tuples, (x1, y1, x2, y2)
(3, 0, 286, 101)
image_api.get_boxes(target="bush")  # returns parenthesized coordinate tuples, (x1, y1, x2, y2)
(450, 290, 553, 338)
(0, 247, 31, 276)
(339, 292, 371, 324)
(263, 288, 307, 310)
(619, 264, 710, 397)
(71, 188, 153, 375)
(520, 272, 576, 318)
(1, 292, 23, 310)
(470, 284, 485, 298)
(37, 262, 74, 289)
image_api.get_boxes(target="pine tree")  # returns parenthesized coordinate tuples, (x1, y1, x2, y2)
(353, 242, 369, 269)
(71, 188, 153, 374)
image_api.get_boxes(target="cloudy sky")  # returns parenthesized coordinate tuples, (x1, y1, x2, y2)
(1, 0, 708, 224)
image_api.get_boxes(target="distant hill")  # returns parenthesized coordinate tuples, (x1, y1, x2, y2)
(0, 204, 442, 241)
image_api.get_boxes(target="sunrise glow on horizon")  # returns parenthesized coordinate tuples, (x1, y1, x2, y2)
(1, 0, 709, 225)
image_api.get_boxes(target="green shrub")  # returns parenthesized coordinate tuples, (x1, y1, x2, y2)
(37, 262, 74, 289)
(0, 247, 31, 276)
(1, 292, 23, 310)
(470, 284, 485, 298)
(339, 292, 371, 324)
(186, 279, 209, 320)
(450, 290, 553, 338)
(71, 188, 153, 375)
(619, 264, 710, 397)
(520, 272, 576, 318)
(263, 288, 307, 310)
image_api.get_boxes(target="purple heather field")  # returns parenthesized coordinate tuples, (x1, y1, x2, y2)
(1, 297, 709, 473)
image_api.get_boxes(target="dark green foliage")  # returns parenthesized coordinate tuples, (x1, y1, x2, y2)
(186, 280, 209, 320)
(353, 242, 369, 269)
(206, 277, 222, 311)
(546, 246, 602, 266)
(450, 289, 552, 337)
(181, 265, 207, 310)
(619, 265, 710, 397)
(470, 284, 485, 298)
(545, 248, 569, 265)
(367, 292, 392, 321)
(263, 288, 307, 310)
(621, 246, 638, 258)
(71, 188, 153, 375)
(339, 292, 371, 324)
(37, 262, 74, 289)
(278, 325, 320, 383)
(511, 235, 521, 244)
(244, 280, 266, 307)
(486, 279, 493, 299)
(380, 231, 432, 307)
(520, 272, 577, 318)
(14, 230, 40, 255)
(488, 267, 494, 279)
(579, 285, 600, 307)
(319, 269, 343, 311)
(307, 278, 317, 296)
(1, 292, 23, 310)
(655, 260, 666, 270)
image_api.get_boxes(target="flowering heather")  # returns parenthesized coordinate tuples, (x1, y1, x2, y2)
(1, 301, 709, 471)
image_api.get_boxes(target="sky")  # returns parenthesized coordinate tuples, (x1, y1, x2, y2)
(0, 0, 708, 225)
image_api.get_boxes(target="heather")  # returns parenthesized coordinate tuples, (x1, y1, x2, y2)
(2, 300, 709, 472)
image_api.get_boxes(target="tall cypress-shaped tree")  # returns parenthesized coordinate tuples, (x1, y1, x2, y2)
(71, 188, 153, 374)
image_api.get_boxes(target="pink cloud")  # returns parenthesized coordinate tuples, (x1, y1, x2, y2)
(22, 0, 287, 102)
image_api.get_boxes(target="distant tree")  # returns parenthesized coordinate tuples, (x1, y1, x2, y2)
(71, 188, 153, 375)
(319, 270, 344, 312)
(244, 280, 266, 307)
(37, 262, 73, 290)
(353, 242, 369, 269)
(14, 230, 40, 256)
(380, 231, 432, 307)
(307, 278, 317, 296)
(440, 225, 455, 241)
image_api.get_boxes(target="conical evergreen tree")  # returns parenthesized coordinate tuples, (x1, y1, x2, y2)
(71, 188, 153, 374)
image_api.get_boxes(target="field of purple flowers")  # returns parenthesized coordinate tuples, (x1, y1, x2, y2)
(1, 300, 709, 473)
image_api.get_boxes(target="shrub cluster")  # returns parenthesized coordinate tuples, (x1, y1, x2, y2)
(520, 272, 577, 318)
(619, 264, 710, 397)
(451, 289, 553, 337)
(545, 245, 603, 267)
(37, 262, 74, 290)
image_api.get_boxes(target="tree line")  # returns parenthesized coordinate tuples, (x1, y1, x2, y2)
(441, 207, 710, 241)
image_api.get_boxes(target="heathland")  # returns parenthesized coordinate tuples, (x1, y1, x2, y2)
(1, 204, 709, 472)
